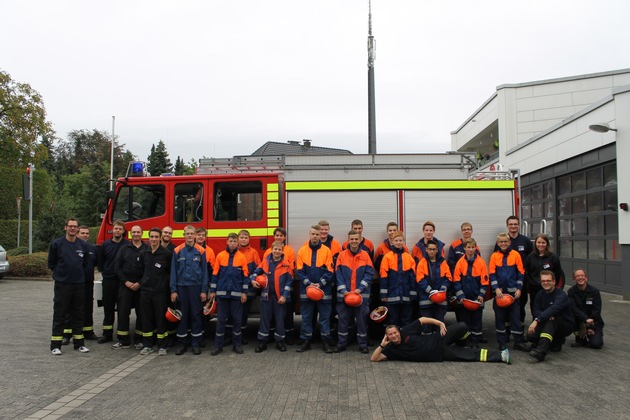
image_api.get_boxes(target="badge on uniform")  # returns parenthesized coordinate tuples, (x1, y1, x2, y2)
(155, 263, 162, 268)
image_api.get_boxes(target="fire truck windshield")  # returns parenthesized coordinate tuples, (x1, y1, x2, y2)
(112, 184, 165, 222)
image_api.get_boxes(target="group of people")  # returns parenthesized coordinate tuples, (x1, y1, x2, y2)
(48, 215, 604, 364)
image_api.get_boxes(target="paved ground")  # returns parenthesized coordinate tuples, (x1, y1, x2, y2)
(2, 278, 630, 419)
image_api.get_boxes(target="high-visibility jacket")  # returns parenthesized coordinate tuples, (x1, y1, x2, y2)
(171, 243, 209, 292)
(253, 253, 293, 301)
(412, 237, 446, 263)
(335, 248, 374, 304)
(489, 249, 524, 294)
(211, 247, 249, 299)
(379, 247, 417, 304)
(453, 254, 489, 301)
(297, 242, 333, 301)
(416, 256, 452, 308)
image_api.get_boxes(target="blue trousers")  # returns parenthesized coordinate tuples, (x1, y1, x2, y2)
(494, 299, 524, 345)
(420, 304, 447, 333)
(258, 296, 287, 343)
(457, 307, 484, 342)
(215, 298, 243, 349)
(337, 303, 369, 348)
(176, 285, 203, 347)
(299, 300, 331, 341)
(385, 302, 413, 327)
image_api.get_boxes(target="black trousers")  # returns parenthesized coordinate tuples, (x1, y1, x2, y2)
(51, 282, 84, 350)
(140, 291, 169, 349)
(441, 322, 502, 362)
(527, 316, 574, 353)
(101, 276, 119, 337)
(117, 284, 143, 345)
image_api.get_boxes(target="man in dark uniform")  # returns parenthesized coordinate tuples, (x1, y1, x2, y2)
(97, 219, 127, 344)
(568, 269, 604, 349)
(112, 225, 149, 349)
(49, 218, 90, 355)
(527, 270, 575, 361)
(370, 317, 510, 364)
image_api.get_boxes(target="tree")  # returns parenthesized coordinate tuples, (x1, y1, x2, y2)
(147, 139, 172, 176)
(0, 69, 56, 168)
(174, 156, 186, 175)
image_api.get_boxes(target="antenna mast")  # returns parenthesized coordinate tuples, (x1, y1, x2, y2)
(367, 0, 377, 154)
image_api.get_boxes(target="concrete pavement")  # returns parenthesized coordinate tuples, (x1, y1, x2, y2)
(1, 278, 630, 419)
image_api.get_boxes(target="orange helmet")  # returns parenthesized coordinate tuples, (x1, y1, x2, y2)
(255, 274, 268, 289)
(495, 294, 515, 308)
(165, 307, 182, 323)
(429, 290, 447, 304)
(462, 298, 482, 311)
(306, 285, 324, 301)
(203, 299, 217, 316)
(369, 306, 388, 323)
(344, 292, 363, 307)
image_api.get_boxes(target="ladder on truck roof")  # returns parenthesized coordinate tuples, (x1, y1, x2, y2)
(197, 153, 489, 181)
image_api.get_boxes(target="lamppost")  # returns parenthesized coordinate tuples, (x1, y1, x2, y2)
(110, 116, 115, 190)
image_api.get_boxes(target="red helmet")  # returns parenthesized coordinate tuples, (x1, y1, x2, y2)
(462, 298, 482, 311)
(429, 290, 447, 304)
(495, 294, 515, 308)
(255, 274, 268, 289)
(203, 299, 217, 316)
(369, 306, 388, 323)
(344, 292, 363, 307)
(165, 307, 182, 323)
(306, 285, 324, 301)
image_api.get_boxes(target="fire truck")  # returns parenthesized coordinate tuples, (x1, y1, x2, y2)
(98, 153, 517, 257)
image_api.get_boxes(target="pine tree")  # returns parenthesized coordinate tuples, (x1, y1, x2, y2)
(147, 139, 172, 175)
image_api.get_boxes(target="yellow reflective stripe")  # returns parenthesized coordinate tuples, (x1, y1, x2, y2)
(205, 228, 270, 238)
(118, 331, 129, 336)
(143, 332, 154, 337)
(83, 326, 94, 332)
(128, 231, 151, 239)
(103, 325, 113, 331)
(267, 183, 279, 192)
(73, 334, 85, 340)
(540, 333, 553, 341)
(480, 348, 488, 362)
(268, 201, 279, 210)
(63, 329, 72, 334)
(267, 219, 279, 228)
(267, 209, 279, 218)
(267, 191, 279, 200)
(51, 336, 63, 341)
(285, 180, 514, 191)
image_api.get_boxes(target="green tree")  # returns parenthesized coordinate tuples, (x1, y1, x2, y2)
(147, 139, 172, 175)
(184, 158, 197, 175)
(61, 162, 109, 226)
(0, 69, 56, 168)
(174, 156, 186, 175)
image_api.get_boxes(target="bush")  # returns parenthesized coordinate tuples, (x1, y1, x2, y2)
(8, 252, 50, 277)
(6, 247, 29, 256)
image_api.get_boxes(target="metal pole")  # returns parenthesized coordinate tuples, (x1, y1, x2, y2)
(28, 164, 33, 255)
(110, 116, 115, 190)
(367, 0, 377, 154)
(16, 197, 21, 248)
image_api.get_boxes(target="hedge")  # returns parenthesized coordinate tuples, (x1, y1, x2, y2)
(6, 252, 50, 277)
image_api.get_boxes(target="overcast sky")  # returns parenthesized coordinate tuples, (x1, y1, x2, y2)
(2, 0, 629, 163)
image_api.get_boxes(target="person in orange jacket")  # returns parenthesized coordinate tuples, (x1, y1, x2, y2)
(416, 239, 452, 333)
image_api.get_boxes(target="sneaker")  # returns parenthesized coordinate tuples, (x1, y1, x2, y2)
(75, 346, 90, 353)
(513, 342, 531, 352)
(192, 347, 201, 355)
(97, 335, 113, 344)
(112, 342, 130, 350)
(140, 347, 154, 355)
(233, 346, 244, 354)
(158, 348, 168, 356)
(529, 348, 546, 362)
(359, 347, 369, 354)
(134, 343, 144, 350)
(501, 348, 511, 364)
(210, 347, 223, 356)
(51, 348, 62, 356)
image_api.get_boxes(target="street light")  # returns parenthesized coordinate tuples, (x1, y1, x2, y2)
(589, 122, 617, 133)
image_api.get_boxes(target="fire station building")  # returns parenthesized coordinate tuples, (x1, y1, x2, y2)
(451, 68, 630, 298)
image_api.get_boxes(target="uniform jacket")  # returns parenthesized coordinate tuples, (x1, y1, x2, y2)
(297, 241, 334, 301)
(568, 284, 604, 325)
(532, 287, 574, 327)
(84, 242, 97, 283)
(416, 256, 452, 307)
(447, 239, 480, 273)
(379, 247, 417, 304)
(342, 237, 375, 261)
(170, 243, 209, 292)
(489, 249, 524, 294)
(412, 237, 446, 263)
(453, 254, 489, 301)
(48, 236, 88, 283)
(211, 247, 249, 299)
(374, 239, 409, 273)
(524, 252, 565, 289)
(494, 233, 533, 263)
(239, 245, 262, 297)
(263, 244, 296, 269)
(253, 253, 293, 301)
(115, 241, 149, 284)
(140, 246, 172, 294)
(335, 248, 374, 304)
(98, 238, 128, 279)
